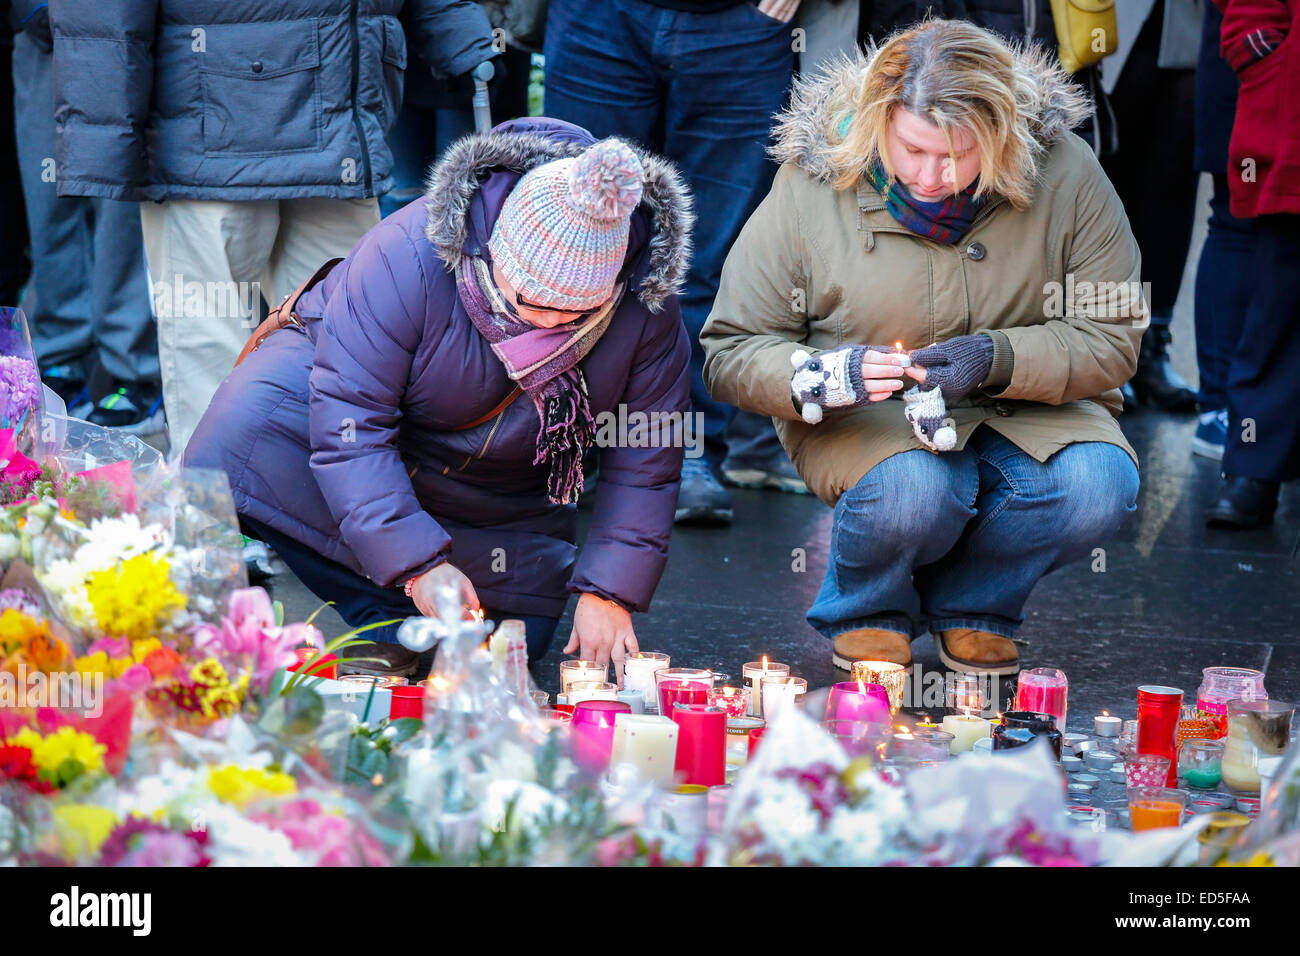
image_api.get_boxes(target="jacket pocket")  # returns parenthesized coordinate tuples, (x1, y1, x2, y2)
(197, 20, 322, 155)
(378, 16, 407, 129)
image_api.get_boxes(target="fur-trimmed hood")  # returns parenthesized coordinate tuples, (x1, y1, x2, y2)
(424, 119, 694, 313)
(769, 45, 1091, 186)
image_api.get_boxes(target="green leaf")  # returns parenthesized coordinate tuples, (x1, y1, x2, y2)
(303, 601, 335, 627)
(273, 599, 285, 627)
(387, 717, 422, 745)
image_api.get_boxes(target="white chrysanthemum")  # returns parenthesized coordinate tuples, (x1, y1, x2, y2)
(747, 782, 821, 861)
(202, 803, 304, 866)
(114, 762, 202, 819)
(72, 514, 166, 571)
(826, 808, 893, 864)
(36, 558, 93, 628)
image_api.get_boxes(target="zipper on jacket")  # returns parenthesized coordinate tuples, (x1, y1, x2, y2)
(441, 408, 508, 475)
(348, 0, 374, 197)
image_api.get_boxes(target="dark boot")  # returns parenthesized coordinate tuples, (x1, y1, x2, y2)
(1131, 326, 1197, 412)
(674, 457, 733, 525)
(1206, 475, 1280, 530)
(338, 641, 419, 679)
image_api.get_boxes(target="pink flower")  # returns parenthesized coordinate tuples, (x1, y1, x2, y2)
(87, 636, 131, 658)
(112, 663, 153, 695)
(219, 587, 276, 656)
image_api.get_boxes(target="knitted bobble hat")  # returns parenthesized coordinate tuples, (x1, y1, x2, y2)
(489, 138, 644, 311)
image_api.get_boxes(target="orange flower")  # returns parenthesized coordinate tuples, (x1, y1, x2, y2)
(141, 645, 182, 679)
(24, 632, 71, 673)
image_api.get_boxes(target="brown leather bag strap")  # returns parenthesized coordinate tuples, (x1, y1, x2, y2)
(234, 257, 344, 368)
(452, 386, 523, 431)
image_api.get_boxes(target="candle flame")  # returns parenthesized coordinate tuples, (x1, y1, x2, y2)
(894, 341, 904, 352)
(761, 656, 769, 670)
(1103, 710, 1110, 718)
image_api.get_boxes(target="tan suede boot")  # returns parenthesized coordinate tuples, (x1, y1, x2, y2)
(832, 629, 912, 671)
(934, 628, 1020, 675)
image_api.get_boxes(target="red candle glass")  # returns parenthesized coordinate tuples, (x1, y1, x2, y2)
(826, 682, 891, 725)
(748, 725, 767, 759)
(1016, 667, 1068, 731)
(289, 648, 338, 680)
(672, 703, 727, 787)
(656, 668, 713, 721)
(389, 685, 425, 721)
(571, 700, 632, 773)
(1137, 685, 1184, 787)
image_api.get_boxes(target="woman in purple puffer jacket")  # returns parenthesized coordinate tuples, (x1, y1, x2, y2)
(184, 119, 693, 677)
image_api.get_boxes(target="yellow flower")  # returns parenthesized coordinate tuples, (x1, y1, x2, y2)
(74, 651, 133, 680)
(26, 725, 106, 775)
(1216, 852, 1275, 867)
(131, 637, 162, 663)
(0, 607, 43, 654)
(53, 804, 119, 860)
(189, 658, 242, 720)
(207, 764, 297, 808)
(85, 553, 186, 641)
(5, 726, 43, 752)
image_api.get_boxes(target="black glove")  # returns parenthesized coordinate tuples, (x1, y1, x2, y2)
(909, 334, 995, 404)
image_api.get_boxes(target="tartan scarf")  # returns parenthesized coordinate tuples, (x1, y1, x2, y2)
(865, 159, 985, 245)
(456, 255, 623, 505)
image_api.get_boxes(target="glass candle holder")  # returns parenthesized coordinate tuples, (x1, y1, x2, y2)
(992, 711, 1063, 759)
(760, 675, 807, 722)
(623, 652, 670, 713)
(707, 685, 751, 720)
(725, 716, 764, 765)
(389, 684, 426, 721)
(742, 660, 789, 717)
(570, 700, 632, 773)
(824, 719, 887, 758)
(1197, 667, 1267, 737)
(1179, 737, 1225, 790)
(1124, 753, 1172, 790)
(850, 660, 907, 712)
(560, 659, 608, 694)
(1016, 667, 1068, 731)
(528, 689, 550, 709)
(826, 681, 890, 725)
(1137, 685, 1184, 787)
(568, 681, 618, 706)
(1223, 699, 1294, 793)
(1129, 786, 1187, 831)
(1176, 708, 1219, 752)
(656, 668, 713, 720)
(946, 672, 988, 715)
(892, 730, 954, 763)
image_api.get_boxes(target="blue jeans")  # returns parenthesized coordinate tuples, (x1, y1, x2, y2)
(544, 0, 794, 465)
(240, 516, 560, 661)
(1193, 174, 1255, 412)
(807, 428, 1140, 640)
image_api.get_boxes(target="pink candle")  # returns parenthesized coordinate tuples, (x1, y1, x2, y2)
(658, 680, 710, 720)
(571, 700, 632, 773)
(1016, 667, 1068, 731)
(826, 681, 890, 725)
(673, 703, 727, 787)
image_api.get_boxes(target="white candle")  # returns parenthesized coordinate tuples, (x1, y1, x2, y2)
(610, 713, 679, 787)
(617, 689, 645, 714)
(568, 681, 617, 705)
(743, 659, 789, 717)
(560, 660, 607, 694)
(1094, 712, 1121, 737)
(941, 713, 991, 753)
(623, 652, 669, 712)
(761, 675, 806, 722)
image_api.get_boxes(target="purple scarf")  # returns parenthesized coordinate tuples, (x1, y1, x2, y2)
(456, 256, 622, 505)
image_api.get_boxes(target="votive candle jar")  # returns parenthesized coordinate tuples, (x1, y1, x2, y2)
(656, 668, 713, 721)
(560, 659, 607, 694)
(707, 685, 751, 720)
(1197, 667, 1266, 738)
(1016, 667, 1068, 731)
(571, 700, 632, 773)
(1129, 786, 1187, 831)
(760, 675, 807, 722)
(850, 660, 907, 712)
(742, 660, 789, 717)
(1137, 685, 1184, 787)
(826, 681, 890, 725)
(568, 680, 618, 706)
(623, 652, 670, 712)
(1179, 738, 1225, 790)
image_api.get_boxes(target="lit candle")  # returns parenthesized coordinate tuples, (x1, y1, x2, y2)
(568, 680, 617, 705)
(760, 675, 807, 722)
(610, 713, 679, 787)
(707, 686, 751, 720)
(623, 652, 670, 711)
(743, 658, 789, 717)
(850, 660, 908, 712)
(894, 341, 912, 368)
(560, 659, 608, 693)
(915, 714, 941, 732)
(826, 681, 890, 725)
(290, 646, 337, 680)
(941, 712, 992, 753)
(1095, 711, 1121, 737)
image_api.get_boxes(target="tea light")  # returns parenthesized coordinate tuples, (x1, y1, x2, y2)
(915, 715, 941, 731)
(1063, 733, 1088, 755)
(1067, 784, 1094, 804)
(1073, 773, 1101, 790)
(1108, 766, 1127, 784)
(1095, 712, 1121, 737)
(1085, 751, 1118, 772)
(1062, 755, 1084, 772)
(610, 713, 679, 787)
(743, 658, 789, 717)
(707, 686, 751, 720)
(941, 713, 992, 753)
(972, 736, 993, 754)
(560, 659, 607, 694)
(568, 680, 618, 705)
(623, 652, 670, 712)
(894, 341, 912, 367)
(760, 675, 807, 721)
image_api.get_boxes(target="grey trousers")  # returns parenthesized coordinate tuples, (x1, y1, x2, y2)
(13, 34, 157, 383)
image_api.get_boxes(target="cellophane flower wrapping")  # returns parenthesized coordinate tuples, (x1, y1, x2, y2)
(0, 309, 44, 470)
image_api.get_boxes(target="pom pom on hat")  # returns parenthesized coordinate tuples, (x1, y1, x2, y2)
(568, 140, 644, 221)
(489, 137, 646, 311)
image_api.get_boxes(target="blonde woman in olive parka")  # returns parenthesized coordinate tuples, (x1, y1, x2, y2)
(702, 20, 1144, 677)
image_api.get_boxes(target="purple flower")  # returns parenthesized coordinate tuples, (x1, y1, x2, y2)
(99, 817, 210, 867)
(0, 355, 40, 424)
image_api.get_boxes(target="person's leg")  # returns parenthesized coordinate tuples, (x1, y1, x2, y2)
(1191, 173, 1254, 458)
(13, 33, 93, 408)
(141, 198, 280, 456)
(84, 195, 161, 430)
(917, 429, 1139, 636)
(1220, 216, 1300, 484)
(0, 33, 30, 308)
(240, 515, 417, 644)
(659, 3, 795, 471)
(542, 0, 662, 147)
(379, 101, 442, 220)
(808, 448, 980, 642)
(722, 410, 806, 493)
(268, 197, 380, 305)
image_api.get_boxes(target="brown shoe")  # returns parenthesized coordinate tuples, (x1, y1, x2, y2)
(934, 628, 1019, 676)
(832, 629, 912, 671)
(338, 641, 419, 679)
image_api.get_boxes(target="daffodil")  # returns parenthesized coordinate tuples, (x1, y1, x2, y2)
(207, 763, 297, 808)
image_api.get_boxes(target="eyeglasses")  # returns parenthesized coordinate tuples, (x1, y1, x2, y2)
(512, 292, 609, 324)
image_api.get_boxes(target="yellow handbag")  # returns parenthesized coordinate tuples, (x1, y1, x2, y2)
(1050, 0, 1119, 73)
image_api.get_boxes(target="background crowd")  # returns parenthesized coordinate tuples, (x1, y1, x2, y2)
(1, 0, 1296, 545)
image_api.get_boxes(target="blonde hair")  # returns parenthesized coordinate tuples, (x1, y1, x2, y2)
(827, 20, 1086, 209)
